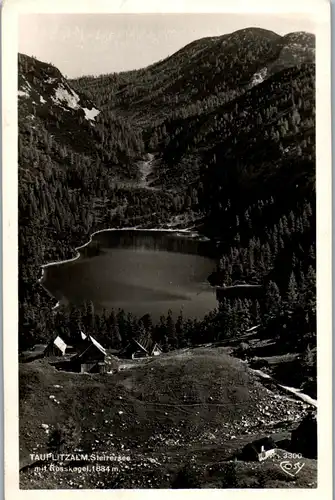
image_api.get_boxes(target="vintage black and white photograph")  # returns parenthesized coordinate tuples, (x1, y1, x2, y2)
(9, 1, 330, 492)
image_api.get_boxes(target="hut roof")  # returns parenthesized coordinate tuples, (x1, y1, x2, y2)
(53, 336, 67, 355)
(133, 338, 149, 354)
(89, 335, 107, 355)
(77, 335, 106, 359)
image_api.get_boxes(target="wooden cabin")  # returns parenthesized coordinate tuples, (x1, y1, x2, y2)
(119, 339, 149, 359)
(151, 343, 163, 356)
(118, 338, 163, 360)
(46, 332, 108, 374)
(72, 335, 107, 374)
(241, 436, 277, 462)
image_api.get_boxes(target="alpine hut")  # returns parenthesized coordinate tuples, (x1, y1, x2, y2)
(72, 334, 107, 374)
(118, 337, 163, 360)
(240, 436, 277, 462)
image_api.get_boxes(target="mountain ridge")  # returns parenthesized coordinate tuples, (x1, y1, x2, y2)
(69, 28, 315, 126)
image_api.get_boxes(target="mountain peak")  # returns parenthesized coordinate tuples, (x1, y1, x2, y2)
(283, 31, 315, 45)
(18, 53, 100, 123)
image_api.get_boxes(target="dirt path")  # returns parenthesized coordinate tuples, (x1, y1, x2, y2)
(250, 368, 317, 407)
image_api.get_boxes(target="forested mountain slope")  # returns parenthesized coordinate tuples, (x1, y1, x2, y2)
(148, 60, 316, 357)
(18, 54, 183, 349)
(149, 62, 314, 187)
(71, 28, 314, 125)
(19, 28, 316, 390)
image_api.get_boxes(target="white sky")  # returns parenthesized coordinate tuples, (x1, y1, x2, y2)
(18, 13, 316, 78)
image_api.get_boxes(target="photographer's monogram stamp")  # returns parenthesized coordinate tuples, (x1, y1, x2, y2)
(280, 460, 305, 477)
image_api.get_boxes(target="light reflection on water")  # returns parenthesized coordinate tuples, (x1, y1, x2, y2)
(43, 230, 218, 320)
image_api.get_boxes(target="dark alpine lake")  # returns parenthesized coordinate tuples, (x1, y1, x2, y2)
(42, 230, 219, 320)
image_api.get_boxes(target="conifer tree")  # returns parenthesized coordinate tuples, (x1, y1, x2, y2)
(287, 271, 299, 307)
(265, 281, 282, 319)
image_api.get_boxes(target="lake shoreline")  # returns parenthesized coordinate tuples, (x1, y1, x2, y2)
(38, 226, 209, 311)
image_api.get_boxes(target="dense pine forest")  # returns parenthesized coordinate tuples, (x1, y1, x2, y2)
(18, 27, 316, 393)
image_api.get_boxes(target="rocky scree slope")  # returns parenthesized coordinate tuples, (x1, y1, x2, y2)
(19, 348, 313, 489)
